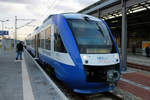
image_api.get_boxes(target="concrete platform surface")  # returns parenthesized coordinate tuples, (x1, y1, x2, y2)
(127, 55, 150, 67)
(23, 49, 68, 100)
(0, 49, 68, 100)
(0, 49, 23, 100)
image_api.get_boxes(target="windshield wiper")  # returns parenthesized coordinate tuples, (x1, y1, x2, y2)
(96, 23, 105, 38)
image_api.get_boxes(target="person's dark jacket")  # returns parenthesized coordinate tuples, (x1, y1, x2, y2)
(16, 42, 24, 52)
(146, 46, 149, 53)
(145, 46, 150, 57)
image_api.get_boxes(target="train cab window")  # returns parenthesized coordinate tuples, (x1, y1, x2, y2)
(67, 19, 113, 54)
(40, 31, 45, 49)
(45, 27, 51, 50)
(54, 26, 66, 53)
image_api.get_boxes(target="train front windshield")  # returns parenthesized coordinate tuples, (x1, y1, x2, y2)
(67, 19, 113, 54)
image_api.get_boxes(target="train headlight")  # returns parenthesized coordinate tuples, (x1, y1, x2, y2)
(114, 54, 119, 59)
(114, 54, 119, 62)
(83, 56, 88, 60)
(83, 56, 88, 64)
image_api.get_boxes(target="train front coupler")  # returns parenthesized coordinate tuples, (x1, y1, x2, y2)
(106, 70, 120, 86)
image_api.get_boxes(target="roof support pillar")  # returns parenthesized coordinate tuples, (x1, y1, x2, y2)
(98, 9, 101, 18)
(121, 0, 127, 71)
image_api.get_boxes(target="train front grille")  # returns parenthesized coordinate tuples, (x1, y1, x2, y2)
(84, 64, 120, 82)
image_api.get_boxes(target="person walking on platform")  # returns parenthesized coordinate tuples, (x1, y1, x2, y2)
(16, 41, 24, 60)
(145, 46, 150, 57)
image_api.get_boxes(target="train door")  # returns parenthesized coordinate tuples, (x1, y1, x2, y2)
(34, 35, 36, 57)
(51, 24, 54, 54)
(34, 35, 39, 57)
(37, 34, 40, 57)
(33, 36, 36, 56)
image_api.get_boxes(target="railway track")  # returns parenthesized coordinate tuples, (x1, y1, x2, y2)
(76, 92, 122, 100)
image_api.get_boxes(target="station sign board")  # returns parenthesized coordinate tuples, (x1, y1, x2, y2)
(0, 31, 9, 35)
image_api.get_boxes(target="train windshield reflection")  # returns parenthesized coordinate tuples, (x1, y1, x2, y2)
(67, 19, 113, 54)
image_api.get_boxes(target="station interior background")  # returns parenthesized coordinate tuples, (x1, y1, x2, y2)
(106, 3, 150, 55)
(79, 0, 150, 56)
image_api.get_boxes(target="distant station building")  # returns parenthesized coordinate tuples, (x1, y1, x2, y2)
(79, 0, 150, 55)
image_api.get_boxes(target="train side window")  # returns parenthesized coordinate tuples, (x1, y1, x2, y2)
(28, 38, 30, 46)
(45, 27, 51, 50)
(34, 36, 36, 48)
(37, 34, 40, 48)
(31, 37, 32, 47)
(30, 38, 32, 46)
(32, 36, 34, 48)
(27, 39, 30, 46)
(54, 26, 66, 53)
(40, 31, 45, 49)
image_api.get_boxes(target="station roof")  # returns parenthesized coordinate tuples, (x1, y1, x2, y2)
(79, 0, 107, 13)
(78, 0, 119, 14)
(101, 0, 150, 20)
(78, 0, 150, 20)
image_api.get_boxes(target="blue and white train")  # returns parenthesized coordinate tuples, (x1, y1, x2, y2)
(25, 13, 121, 94)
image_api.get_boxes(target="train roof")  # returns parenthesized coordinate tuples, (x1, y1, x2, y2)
(27, 13, 103, 38)
(62, 13, 101, 21)
(42, 13, 102, 24)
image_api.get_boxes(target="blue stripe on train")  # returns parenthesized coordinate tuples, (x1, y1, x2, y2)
(51, 15, 83, 68)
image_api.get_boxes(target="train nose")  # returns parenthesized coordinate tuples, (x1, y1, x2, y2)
(107, 70, 120, 82)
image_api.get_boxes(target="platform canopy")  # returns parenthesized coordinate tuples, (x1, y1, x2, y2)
(78, 0, 150, 20)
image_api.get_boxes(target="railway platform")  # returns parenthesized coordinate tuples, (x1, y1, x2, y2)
(0, 49, 68, 100)
(127, 54, 150, 71)
(0, 48, 150, 100)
